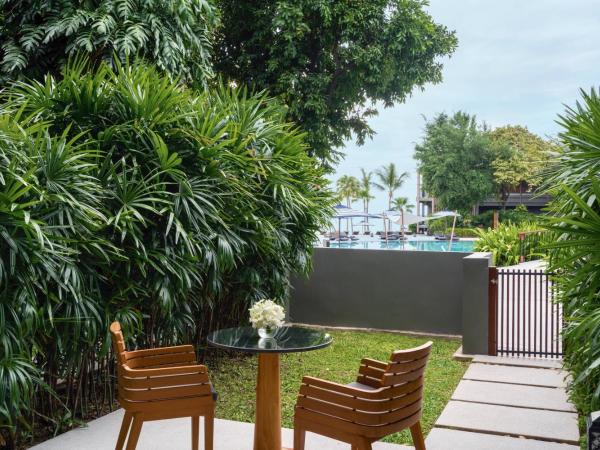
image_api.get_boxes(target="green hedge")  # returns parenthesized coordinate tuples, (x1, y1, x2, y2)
(0, 58, 332, 446)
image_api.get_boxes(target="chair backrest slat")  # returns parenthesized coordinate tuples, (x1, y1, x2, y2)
(110, 322, 127, 366)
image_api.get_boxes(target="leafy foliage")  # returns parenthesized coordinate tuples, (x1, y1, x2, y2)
(414, 112, 496, 212)
(489, 125, 556, 206)
(0, 58, 332, 446)
(544, 88, 600, 417)
(0, 0, 218, 83)
(215, 0, 458, 166)
(469, 205, 538, 228)
(474, 222, 547, 266)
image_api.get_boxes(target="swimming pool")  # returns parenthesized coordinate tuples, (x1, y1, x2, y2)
(328, 239, 476, 252)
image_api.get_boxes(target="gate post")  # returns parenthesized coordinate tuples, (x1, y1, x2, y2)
(462, 252, 493, 355)
(488, 267, 498, 356)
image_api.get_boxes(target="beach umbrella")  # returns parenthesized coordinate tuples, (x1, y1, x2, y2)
(433, 211, 461, 249)
(391, 212, 430, 235)
(332, 204, 380, 236)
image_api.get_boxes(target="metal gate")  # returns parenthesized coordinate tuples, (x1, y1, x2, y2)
(488, 267, 562, 358)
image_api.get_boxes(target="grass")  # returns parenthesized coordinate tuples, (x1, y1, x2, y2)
(207, 329, 468, 446)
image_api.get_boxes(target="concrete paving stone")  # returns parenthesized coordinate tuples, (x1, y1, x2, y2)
(435, 401, 579, 445)
(472, 355, 563, 370)
(452, 379, 575, 412)
(426, 428, 579, 450)
(31, 409, 412, 450)
(464, 362, 567, 387)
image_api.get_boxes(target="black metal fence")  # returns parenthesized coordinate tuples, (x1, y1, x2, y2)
(489, 267, 562, 358)
(518, 230, 548, 263)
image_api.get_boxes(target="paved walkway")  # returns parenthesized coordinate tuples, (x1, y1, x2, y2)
(426, 355, 579, 450)
(31, 355, 579, 450)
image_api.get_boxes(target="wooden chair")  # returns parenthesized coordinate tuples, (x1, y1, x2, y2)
(109, 322, 216, 450)
(293, 341, 433, 450)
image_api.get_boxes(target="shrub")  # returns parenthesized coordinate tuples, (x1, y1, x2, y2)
(428, 217, 449, 234)
(0, 58, 332, 446)
(0, 0, 218, 83)
(544, 88, 600, 417)
(474, 222, 547, 266)
(446, 227, 479, 238)
(470, 206, 538, 228)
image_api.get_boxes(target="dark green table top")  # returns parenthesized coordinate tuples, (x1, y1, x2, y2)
(207, 326, 332, 354)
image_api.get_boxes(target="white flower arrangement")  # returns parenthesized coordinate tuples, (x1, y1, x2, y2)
(249, 299, 285, 330)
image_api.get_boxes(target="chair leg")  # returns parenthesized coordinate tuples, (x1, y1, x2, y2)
(293, 426, 306, 450)
(125, 415, 143, 450)
(204, 413, 214, 450)
(116, 411, 133, 450)
(192, 416, 199, 450)
(410, 422, 426, 450)
(355, 437, 372, 450)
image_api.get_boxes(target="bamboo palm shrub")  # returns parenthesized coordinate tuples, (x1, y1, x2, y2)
(474, 222, 549, 266)
(0, 58, 333, 446)
(544, 88, 600, 416)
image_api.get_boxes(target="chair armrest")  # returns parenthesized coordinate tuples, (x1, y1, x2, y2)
(360, 358, 387, 370)
(300, 376, 385, 399)
(125, 344, 195, 359)
(122, 363, 208, 378)
(125, 345, 197, 368)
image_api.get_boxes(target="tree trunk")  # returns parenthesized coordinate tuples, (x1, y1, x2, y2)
(401, 210, 405, 240)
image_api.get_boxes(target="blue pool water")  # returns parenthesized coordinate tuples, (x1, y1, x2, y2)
(328, 239, 476, 252)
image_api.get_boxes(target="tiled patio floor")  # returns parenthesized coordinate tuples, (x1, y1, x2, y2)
(30, 410, 411, 450)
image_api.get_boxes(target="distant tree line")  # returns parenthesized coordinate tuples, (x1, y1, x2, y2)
(413, 112, 558, 213)
(336, 163, 414, 215)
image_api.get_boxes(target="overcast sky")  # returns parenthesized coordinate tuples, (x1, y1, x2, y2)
(332, 0, 600, 214)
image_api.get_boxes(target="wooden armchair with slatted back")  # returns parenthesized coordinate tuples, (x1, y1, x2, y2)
(293, 341, 432, 450)
(110, 322, 216, 450)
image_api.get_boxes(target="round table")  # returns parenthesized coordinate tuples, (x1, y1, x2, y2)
(208, 326, 332, 450)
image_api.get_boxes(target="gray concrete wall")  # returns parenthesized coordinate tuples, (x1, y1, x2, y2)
(291, 248, 491, 336)
(462, 252, 493, 354)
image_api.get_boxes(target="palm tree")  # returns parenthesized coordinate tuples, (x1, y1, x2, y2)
(336, 175, 360, 207)
(373, 163, 410, 210)
(336, 175, 360, 232)
(358, 169, 373, 213)
(392, 197, 415, 238)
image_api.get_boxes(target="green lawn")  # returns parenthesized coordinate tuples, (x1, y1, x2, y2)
(207, 329, 468, 446)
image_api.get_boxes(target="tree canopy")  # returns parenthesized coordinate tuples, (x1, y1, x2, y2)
(414, 112, 496, 212)
(489, 125, 556, 204)
(214, 0, 458, 166)
(0, 0, 218, 83)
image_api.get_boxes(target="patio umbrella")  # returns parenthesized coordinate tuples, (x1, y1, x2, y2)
(391, 212, 432, 240)
(332, 204, 381, 236)
(433, 211, 461, 249)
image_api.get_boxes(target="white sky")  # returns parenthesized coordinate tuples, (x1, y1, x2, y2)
(331, 0, 600, 214)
